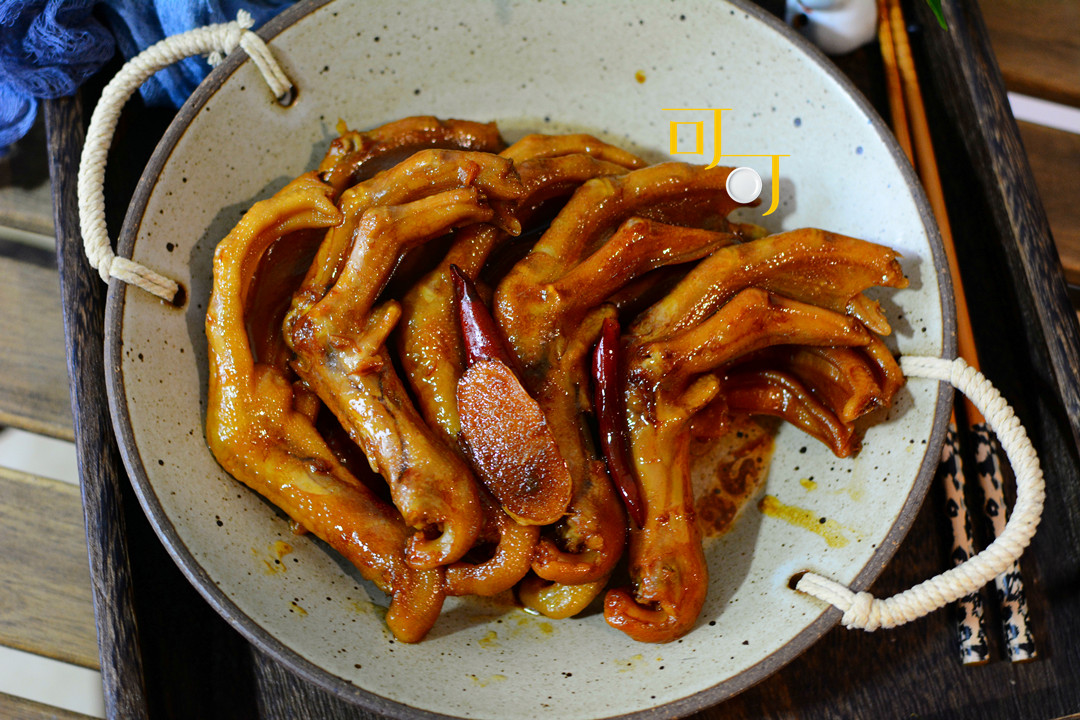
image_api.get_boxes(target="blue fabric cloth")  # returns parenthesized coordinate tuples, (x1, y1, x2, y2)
(0, 0, 294, 155)
(98, 0, 293, 110)
(0, 0, 112, 150)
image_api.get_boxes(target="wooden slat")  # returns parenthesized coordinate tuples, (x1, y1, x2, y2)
(0, 244, 74, 440)
(1015, 120, 1080, 285)
(980, 0, 1080, 108)
(0, 692, 97, 720)
(46, 95, 151, 720)
(0, 118, 56, 238)
(918, 0, 1080, 451)
(0, 467, 98, 670)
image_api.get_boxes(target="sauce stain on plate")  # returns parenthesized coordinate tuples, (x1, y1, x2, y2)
(507, 612, 555, 641)
(467, 674, 507, 687)
(350, 598, 387, 619)
(254, 540, 294, 574)
(758, 494, 850, 548)
(616, 653, 646, 673)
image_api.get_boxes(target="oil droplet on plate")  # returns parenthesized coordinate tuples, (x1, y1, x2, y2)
(799, 478, 818, 491)
(635, 70, 646, 83)
(478, 630, 499, 648)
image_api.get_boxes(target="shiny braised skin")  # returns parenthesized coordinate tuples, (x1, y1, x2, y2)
(205, 116, 908, 643)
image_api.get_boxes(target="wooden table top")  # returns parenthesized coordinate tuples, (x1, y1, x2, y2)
(980, 0, 1080, 290)
(1, 1, 1077, 718)
(980, 0, 1080, 107)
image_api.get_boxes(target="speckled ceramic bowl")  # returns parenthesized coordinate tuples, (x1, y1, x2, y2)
(105, 1, 955, 718)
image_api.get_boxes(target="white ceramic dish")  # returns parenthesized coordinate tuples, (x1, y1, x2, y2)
(105, 1, 955, 718)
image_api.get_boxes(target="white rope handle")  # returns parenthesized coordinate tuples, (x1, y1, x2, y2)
(77, 10, 293, 302)
(796, 355, 1045, 630)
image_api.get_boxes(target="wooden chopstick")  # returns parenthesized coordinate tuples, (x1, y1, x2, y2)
(876, 0, 914, 162)
(880, 0, 1036, 663)
(876, 0, 986, 664)
(877, 0, 988, 665)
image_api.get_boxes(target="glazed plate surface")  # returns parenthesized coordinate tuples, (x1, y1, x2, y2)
(106, 1, 954, 718)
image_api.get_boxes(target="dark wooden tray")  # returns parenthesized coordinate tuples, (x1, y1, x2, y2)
(45, 0, 1080, 717)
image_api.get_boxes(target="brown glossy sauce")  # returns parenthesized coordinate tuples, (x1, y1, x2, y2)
(690, 415, 777, 538)
(245, 228, 324, 367)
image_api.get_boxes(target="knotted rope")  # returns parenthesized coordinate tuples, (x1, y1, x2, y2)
(796, 356, 1045, 630)
(77, 10, 293, 303)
